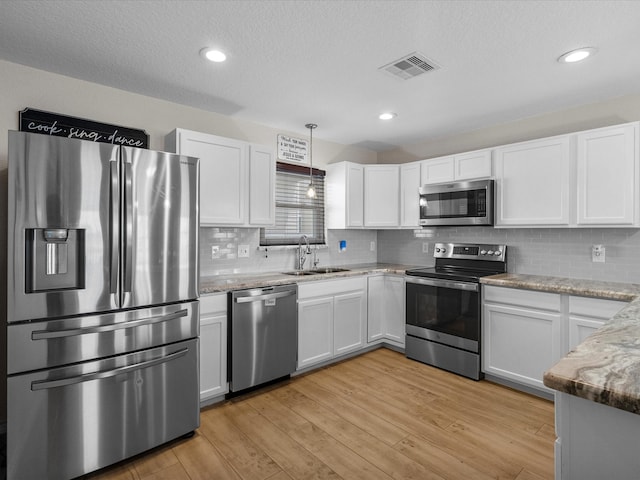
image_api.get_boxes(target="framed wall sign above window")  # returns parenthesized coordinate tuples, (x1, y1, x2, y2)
(277, 134, 309, 165)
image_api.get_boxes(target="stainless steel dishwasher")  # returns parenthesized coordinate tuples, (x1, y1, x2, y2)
(229, 284, 298, 392)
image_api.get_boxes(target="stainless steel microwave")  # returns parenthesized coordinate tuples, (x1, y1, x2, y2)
(419, 179, 494, 226)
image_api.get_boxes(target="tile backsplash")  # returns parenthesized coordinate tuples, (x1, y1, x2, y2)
(200, 227, 377, 277)
(200, 225, 640, 283)
(378, 227, 640, 283)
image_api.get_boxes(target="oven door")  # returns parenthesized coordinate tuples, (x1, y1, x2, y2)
(405, 276, 480, 352)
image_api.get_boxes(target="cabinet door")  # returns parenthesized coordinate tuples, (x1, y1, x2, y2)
(298, 297, 334, 369)
(249, 144, 276, 226)
(200, 312, 228, 402)
(494, 136, 571, 226)
(454, 149, 492, 180)
(346, 163, 365, 227)
(364, 165, 400, 227)
(576, 123, 638, 225)
(384, 276, 405, 346)
(333, 291, 367, 356)
(483, 303, 562, 391)
(367, 276, 385, 343)
(176, 130, 248, 225)
(420, 156, 454, 184)
(400, 162, 421, 227)
(199, 294, 229, 403)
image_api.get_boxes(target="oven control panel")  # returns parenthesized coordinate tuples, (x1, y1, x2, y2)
(434, 242, 506, 262)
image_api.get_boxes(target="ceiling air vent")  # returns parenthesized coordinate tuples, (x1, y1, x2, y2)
(379, 52, 440, 80)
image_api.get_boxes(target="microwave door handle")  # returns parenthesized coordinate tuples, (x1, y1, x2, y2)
(109, 160, 119, 297)
(30, 347, 189, 391)
(123, 161, 133, 294)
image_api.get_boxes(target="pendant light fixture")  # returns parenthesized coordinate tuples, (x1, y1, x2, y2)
(305, 123, 317, 198)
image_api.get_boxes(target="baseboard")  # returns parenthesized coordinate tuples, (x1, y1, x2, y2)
(484, 373, 554, 401)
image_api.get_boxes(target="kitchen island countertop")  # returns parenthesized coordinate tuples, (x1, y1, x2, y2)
(199, 263, 417, 295)
(481, 273, 640, 415)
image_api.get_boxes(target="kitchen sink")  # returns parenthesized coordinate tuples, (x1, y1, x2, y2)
(282, 267, 350, 276)
(309, 267, 350, 274)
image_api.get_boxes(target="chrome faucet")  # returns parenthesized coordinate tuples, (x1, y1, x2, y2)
(297, 234, 311, 270)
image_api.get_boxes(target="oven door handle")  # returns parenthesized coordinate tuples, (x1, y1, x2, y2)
(406, 276, 479, 292)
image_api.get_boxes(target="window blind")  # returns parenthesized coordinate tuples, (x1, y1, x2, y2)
(260, 162, 325, 246)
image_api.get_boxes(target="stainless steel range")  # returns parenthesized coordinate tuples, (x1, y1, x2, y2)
(405, 242, 507, 380)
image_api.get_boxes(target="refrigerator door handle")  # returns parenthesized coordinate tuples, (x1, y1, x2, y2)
(109, 160, 119, 296)
(31, 308, 189, 340)
(30, 347, 189, 391)
(123, 161, 134, 294)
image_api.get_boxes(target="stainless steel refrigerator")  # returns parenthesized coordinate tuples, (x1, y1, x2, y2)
(6, 130, 200, 479)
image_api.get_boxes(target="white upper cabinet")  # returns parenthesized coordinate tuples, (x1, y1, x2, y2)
(494, 135, 572, 226)
(165, 128, 275, 226)
(326, 162, 364, 229)
(494, 122, 639, 228)
(364, 165, 400, 227)
(248, 144, 276, 226)
(420, 149, 492, 185)
(400, 162, 421, 227)
(576, 123, 639, 226)
(454, 149, 493, 180)
(420, 156, 454, 184)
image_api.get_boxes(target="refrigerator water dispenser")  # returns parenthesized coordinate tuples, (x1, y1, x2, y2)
(25, 228, 85, 292)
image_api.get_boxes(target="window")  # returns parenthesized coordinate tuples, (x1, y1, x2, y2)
(260, 162, 325, 246)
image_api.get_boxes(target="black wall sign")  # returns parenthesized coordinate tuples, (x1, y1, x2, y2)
(19, 108, 149, 148)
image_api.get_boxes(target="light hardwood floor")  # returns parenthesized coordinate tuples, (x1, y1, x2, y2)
(84, 348, 555, 480)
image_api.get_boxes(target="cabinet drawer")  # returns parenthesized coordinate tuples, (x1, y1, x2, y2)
(298, 277, 367, 299)
(200, 293, 228, 314)
(569, 296, 627, 319)
(483, 286, 561, 312)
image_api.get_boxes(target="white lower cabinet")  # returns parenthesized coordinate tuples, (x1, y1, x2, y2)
(483, 286, 563, 392)
(297, 277, 367, 370)
(367, 275, 405, 346)
(199, 294, 228, 403)
(568, 296, 627, 350)
(483, 286, 629, 394)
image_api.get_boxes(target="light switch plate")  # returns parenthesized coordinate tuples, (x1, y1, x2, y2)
(370, 241, 376, 251)
(422, 242, 429, 253)
(238, 244, 250, 258)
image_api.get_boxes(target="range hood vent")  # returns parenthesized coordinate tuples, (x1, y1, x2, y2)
(379, 52, 440, 80)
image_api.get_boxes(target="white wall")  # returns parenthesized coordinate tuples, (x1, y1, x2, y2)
(379, 93, 640, 163)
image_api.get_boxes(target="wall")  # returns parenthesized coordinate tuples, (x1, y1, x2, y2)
(0, 59, 378, 425)
(379, 93, 640, 164)
(378, 227, 640, 284)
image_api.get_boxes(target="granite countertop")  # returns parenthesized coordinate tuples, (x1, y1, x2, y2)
(481, 273, 640, 414)
(199, 263, 416, 294)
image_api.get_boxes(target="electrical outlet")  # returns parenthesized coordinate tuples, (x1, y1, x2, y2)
(422, 242, 429, 253)
(238, 244, 250, 258)
(592, 244, 605, 263)
(370, 241, 376, 251)
(211, 246, 219, 258)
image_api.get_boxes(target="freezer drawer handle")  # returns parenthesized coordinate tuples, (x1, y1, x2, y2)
(31, 308, 189, 340)
(235, 290, 296, 304)
(30, 347, 189, 391)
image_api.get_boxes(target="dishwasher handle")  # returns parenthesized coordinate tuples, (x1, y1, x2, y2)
(234, 289, 296, 304)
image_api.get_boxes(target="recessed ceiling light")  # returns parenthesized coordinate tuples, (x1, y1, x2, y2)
(200, 47, 227, 63)
(557, 47, 597, 64)
(379, 112, 397, 120)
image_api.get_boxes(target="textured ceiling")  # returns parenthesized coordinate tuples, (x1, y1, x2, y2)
(1, 0, 640, 151)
